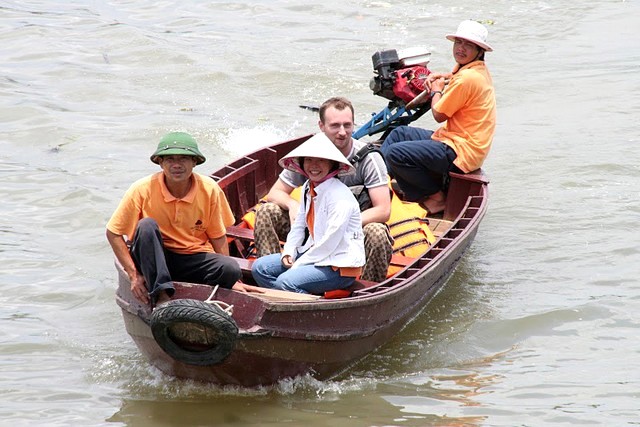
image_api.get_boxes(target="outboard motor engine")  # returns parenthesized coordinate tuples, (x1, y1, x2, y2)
(369, 47, 431, 104)
(353, 47, 433, 140)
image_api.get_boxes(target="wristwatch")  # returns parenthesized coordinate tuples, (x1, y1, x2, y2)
(430, 90, 443, 97)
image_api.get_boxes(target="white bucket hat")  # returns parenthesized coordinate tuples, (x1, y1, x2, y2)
(446, 20, 493, 52)
(279, 133, 355, 177)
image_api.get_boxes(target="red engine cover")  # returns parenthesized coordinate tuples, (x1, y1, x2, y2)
(392, 65, 430, 103)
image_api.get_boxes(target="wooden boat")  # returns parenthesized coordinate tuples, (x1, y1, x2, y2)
(114, 133, 489, 387)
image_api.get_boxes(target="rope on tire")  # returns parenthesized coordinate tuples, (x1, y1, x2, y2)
(204, 285, 234, 316)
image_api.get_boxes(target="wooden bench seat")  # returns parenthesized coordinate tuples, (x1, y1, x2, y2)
(234, 257, 255, 271)
(227, 225, 255, 240)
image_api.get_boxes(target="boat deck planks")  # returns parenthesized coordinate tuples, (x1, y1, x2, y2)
(428, 218, 453, 238)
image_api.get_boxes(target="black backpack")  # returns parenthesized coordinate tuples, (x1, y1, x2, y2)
(348, 143, 383, 211)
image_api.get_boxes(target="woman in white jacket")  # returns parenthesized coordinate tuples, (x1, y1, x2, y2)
(251, 133, 366, 294)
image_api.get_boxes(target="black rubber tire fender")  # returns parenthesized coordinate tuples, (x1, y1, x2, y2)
(150, 298, 238, 366)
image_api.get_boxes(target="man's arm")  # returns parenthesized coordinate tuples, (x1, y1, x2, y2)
(356, 150, 391, 226)
(361, 185, 391, 225)
(265, 178, 299, 224)
(210, 234, 230, 256)
(428, 74, 450, 123)
(431, 98, 449, 123)
(106, 229, 149, 304)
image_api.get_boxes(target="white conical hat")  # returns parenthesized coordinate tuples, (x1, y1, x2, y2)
(278, 133, 355, 177)
(446, 20, 493, 52)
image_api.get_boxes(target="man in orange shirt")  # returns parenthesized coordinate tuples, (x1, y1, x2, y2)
(106, 132, 261, 307)
(381, 20, 496, 214)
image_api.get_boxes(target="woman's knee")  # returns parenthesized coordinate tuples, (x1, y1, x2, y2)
(251, 255, 281, 286)
(251, 256, 268, 279)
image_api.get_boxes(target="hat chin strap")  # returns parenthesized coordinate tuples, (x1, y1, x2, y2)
(314, 169, 340, 184)
(285, 159, 309, 179)
(284, 159, 343, 183)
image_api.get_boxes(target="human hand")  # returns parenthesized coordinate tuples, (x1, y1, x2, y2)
(427, 73, 451, 92)
(429, 77, 446, 92)
(281, 255, 293, 268)
(231, 282, 265, 293)
(130, 272, 149, 304)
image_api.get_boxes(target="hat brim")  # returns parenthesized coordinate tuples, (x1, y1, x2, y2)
(278, 134, 355, 177)
(446, 34, 493, 52)
(150, 148, 206, 165)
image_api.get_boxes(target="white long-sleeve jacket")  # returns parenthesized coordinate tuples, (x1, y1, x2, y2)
(283, 178, 365, 269)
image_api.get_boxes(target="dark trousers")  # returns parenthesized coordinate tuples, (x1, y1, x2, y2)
(380, 126, 461, 201)
(129, 218, 241, 302)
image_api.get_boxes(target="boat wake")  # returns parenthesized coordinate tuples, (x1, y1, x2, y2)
(102, 355, 379, 398)
(220, 124, 301, 158)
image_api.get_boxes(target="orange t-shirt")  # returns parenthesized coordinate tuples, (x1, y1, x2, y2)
(432, 60, 496, 173)
(106, 172, 235, 254)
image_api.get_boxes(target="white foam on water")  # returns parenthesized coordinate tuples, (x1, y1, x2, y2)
(220, 123, 303, 158)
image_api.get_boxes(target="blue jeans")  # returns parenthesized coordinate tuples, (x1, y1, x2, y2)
(251, 254, 355, 294)
(380, 126, 460, 201)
